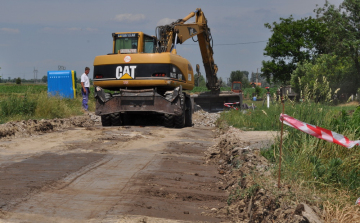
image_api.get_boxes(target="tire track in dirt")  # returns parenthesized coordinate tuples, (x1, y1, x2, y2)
(0, 125, 228, 222)
(100, 128, 228, 223)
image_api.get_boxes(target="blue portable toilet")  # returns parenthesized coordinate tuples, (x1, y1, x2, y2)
(47, 70, 77, 98)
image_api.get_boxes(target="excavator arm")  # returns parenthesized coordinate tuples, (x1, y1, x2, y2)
(155, 8, 220, 93)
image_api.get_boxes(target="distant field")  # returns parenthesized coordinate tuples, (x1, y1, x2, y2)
(0, 83, 94, 96)
(0, 84, 47, 94)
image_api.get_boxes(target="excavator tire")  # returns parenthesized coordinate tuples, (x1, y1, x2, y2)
(174, 94, 185, 128)
(164, 114, 174, 128)
(121, 113, 130, 125)
(110, 112, 122, 126)
(185, 97, 192, 127)
(101, 114, 111, 126)
(174, 112, 185, 128)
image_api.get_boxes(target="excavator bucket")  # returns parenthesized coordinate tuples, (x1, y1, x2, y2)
(191, 92, 242, 112)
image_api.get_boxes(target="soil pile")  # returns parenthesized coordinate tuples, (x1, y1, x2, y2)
(0, 113, 98, 140)
(192, 110, 220, 127)
(206, 126, 324, 223)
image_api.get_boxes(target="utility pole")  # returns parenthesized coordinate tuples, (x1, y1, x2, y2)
(256, 68, 259, 85)
(33, 67, 38, 83)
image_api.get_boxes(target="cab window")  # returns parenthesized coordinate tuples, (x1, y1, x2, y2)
(114, 34, 138, 54)
(143, 35, 155, 53)
(233, 83, 241, 90)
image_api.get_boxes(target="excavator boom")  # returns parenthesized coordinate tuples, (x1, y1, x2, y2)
(155, 8, 242, 111)
(155, 8, 220, 92)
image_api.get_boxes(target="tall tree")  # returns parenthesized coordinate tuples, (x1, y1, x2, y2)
(291, 54, 354, 96)
(315, 0, 360, 85)
(229, 70, 249, 87)
(262, 16, 328, 84)
(194, 73, 205, 87)
(42, 75, 47, 83)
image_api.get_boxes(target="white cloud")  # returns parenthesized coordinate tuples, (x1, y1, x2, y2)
(41, 27, 55, 32)
(85, 28, 98, 32)
(66, 27, 99, 32)
(113, 14, 145, 22)
(68, 27, 82, 31)
(1, 28, 20, 34)
(41, 27, 98, 33)
(156, 18, 176, 26)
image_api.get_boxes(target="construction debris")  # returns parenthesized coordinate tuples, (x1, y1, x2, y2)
(192, 110, 220, 127)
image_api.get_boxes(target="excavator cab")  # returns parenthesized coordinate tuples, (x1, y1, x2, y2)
(231, 81, 242, 93)
(112, 32, 156, 54)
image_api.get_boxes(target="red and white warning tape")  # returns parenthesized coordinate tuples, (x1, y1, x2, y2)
(224, 102, 240, 110)
(280, 113, 360, 149)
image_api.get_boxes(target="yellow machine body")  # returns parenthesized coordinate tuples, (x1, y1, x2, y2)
(93, 32, 194, 91)
(93, 9, 242, 127)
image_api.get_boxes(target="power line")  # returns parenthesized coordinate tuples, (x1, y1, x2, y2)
(183, 40, 267, 46)
(215, 40, 267, 45)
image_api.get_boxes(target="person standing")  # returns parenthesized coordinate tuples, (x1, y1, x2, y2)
(81, 67, 90, 111)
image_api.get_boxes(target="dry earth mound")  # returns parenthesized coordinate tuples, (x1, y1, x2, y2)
(206, 126, 324, 223)
(192, 110, 220, 127)
(0, 113, 99, 140)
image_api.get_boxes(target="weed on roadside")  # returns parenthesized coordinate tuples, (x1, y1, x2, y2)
(0, 89, 91, 123)
(218, 77, 360, 218)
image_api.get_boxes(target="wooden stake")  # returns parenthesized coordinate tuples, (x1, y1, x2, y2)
(278, 96, 284, 188)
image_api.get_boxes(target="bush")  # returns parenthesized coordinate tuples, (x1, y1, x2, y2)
(15, 78, 21, 85)
(0, 94, 36, 117)
(254, 86, 261, 97)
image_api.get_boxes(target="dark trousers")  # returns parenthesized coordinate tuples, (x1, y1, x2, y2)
(82, 87, 89, 110)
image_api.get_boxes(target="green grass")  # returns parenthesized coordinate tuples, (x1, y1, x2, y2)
(242, 87, 277, 99)
(188, 86, 278, 99)
(188, 86, 231, 93)
(0, 84, 95, 123)
(0, 84, 47, 95)
(218, 82, 360, 202)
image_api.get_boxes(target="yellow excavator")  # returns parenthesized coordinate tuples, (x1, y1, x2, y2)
(93, 8, 242, 127)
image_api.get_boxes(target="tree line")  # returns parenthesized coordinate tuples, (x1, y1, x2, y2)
(194, 70, 267, 88)
(261, 0, 360, 98)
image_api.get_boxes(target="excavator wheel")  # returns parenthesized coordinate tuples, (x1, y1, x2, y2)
(101, 114, 111, 126)
(110, 112, 122, 126)
(164, 114, 174, 128)
(174, 94, 185, 128)
(185, 96, 192, 127)
(174, 112, 185, 128)
(121, 113, 130, 125)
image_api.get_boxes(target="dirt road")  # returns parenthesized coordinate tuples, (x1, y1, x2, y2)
(0, 123, 231, 223)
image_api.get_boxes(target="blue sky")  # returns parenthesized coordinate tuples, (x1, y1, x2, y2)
(0, 0, 343, 81)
